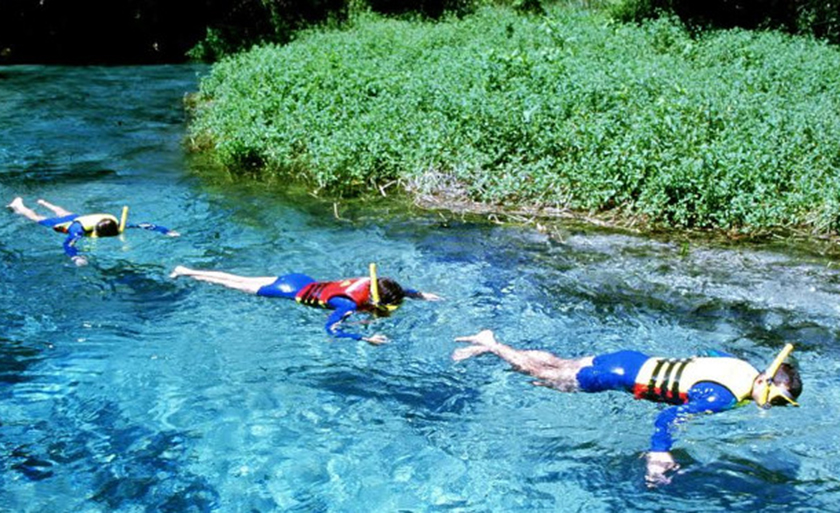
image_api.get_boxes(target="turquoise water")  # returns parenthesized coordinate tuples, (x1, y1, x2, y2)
(1, 65, 840, 512)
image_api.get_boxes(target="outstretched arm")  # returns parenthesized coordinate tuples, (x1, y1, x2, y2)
(62, 223, 87, 266)
(127, 222, 180, 237)
(646, 383, 738, 486)
(325, 297, 387, 345)
(405, 288, 443, 301)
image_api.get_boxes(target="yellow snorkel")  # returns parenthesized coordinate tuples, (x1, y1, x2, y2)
(119, 206, 129, 233)
(369, 262, 398, 312)
(758, 343, 799, 408)
(370, 262, 381, 304)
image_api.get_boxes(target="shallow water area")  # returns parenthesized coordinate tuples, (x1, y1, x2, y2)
(1, 65, 840, 512)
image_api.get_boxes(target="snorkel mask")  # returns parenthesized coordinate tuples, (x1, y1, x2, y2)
(757, 343, 799, 408)
(369, 263, 399, 313)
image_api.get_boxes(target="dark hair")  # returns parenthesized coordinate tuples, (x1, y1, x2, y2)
(95, 218, 120, 237)
(770, 363, 803, 406)
(377, 278, 406, 306)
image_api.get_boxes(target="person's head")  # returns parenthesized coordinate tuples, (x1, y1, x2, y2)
(94, 218, 120, 237)
(752, 363, 802, 408)
(372, 278, 406, 313)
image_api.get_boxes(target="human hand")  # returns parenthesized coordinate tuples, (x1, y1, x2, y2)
(420, 292, 443, 301)
(166, 231, 181, 237)
(645, 451, 679, 487)
(71, 255, 88, 267)
(363, 334, 388, 346)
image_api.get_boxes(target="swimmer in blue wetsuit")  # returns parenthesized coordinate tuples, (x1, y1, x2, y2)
(8, 197, 179, 266)
(453, 330, 802, 486)
(170, 264, 441, 345)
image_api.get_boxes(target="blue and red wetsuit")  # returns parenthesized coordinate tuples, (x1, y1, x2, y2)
(575, 350, 759, 452)
(257, 274, 419, 341)
(39, 213, 174, 259)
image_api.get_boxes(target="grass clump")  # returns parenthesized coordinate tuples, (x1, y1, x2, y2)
(188, 6, 840, 234)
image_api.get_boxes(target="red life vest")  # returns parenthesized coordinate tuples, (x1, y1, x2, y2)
(295, 277, 372, 310)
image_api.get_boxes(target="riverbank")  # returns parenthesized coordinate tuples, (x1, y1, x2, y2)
(187, 5, 840, 238)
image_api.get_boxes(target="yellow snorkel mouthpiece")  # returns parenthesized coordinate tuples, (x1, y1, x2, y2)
(119, 206, 129, 233)
(758, 343, 799, 408)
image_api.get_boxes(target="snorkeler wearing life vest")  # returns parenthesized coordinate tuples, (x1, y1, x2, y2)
(452, 330, 802, 486)
(7, 197, 180, 266)
(170, 263, 441, 344)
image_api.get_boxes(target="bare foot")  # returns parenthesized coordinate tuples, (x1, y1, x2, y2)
(454, 329, 499, 348)
(7, 197, 23, 211)
(452, 344, 492, 362)
(169, 265, 189, 279)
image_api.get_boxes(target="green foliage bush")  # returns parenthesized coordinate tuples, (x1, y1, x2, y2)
(188, 0, 489, 61)
(189, 6, 840, 233)
(608, 0, 840, 45)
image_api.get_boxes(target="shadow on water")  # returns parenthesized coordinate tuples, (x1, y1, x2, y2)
(0, 334, 43, 385)
(95, 263, 190, 322)
(662, 455, 805, 509)
(294, 363, 479, 419)
(525, 446, 810, 511)
(1, 395, 220, 511)
(0, 164, 118, 186)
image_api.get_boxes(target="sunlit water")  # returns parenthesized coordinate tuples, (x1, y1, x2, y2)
(1, 65, 840, 512)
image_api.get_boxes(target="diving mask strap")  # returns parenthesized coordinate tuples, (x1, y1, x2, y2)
(119, 206, 129, 233)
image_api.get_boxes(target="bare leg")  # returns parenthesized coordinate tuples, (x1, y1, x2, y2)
(454, 330, 593, 392)
(36, 199, 73, 217)
(169, 266, 276, 294)
(7, 197, 47, 222)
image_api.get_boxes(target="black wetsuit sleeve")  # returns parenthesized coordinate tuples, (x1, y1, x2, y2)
(404, 288, 423, 299)
(127, 222, 174, 235)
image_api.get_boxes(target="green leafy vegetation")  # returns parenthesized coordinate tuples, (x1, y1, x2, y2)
(609, 0, 840, 46)
(188, 6, 840, 234)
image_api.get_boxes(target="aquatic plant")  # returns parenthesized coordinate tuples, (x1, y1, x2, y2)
(188, 6, 840, 234)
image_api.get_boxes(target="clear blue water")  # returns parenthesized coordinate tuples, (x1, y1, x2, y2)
(2, 65, 840, 512)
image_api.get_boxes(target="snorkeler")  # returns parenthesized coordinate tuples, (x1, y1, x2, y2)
(452, 330, 802, 486)
(7, 197, 180, 266)
(170, 263, 441, 345)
